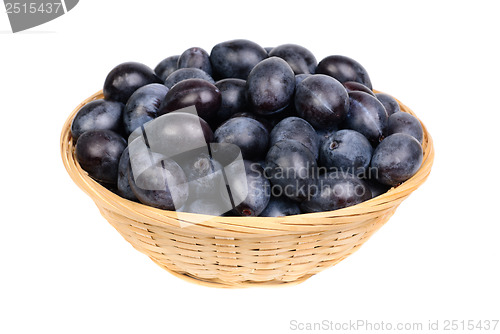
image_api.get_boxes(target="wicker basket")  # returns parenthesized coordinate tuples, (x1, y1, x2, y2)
(61, 90, 434, 288)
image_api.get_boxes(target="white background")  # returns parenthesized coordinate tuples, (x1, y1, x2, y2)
(1, 1, 499, 333)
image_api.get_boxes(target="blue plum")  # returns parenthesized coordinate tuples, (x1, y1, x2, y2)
(103, 62, 161, 103)
(295, 73, 311, 87)
(294, 74, 349, 129)
(71, 99, 124, 141)
(141, 111, 214, 159)
(175, 149, 223, 196)
(365, 179, 391, 198)
(229, 112, 273, 133)
(375, 93, 400, 116)
(177, 47, 213, 76)
(270, 117, 319, 159)
(371, 133, 423, 186)
(259, 195, 301, 217)
(264, 139, 317, 202)
(319, 129, 373, 176)
(128, 158, 189, 210)
(343, 81, 375, 96)
(246, 57, 295, 115)
(223, 161, 270, 216)
(116, 147, 137, 201)
(154, 55, 180, 81)
(316, 55, 372, 89)
(316, 126, 338, 147)
(210, 39, 268, 80)
(118, 141, 167, 201)
(123, 83, 168, 137)
(344, 91, 388, 145)
(214, 78, 248, 125)
(164, 68, 215, 89)
(214, 117, 269, 160)
(75, 129, 127, 185)
(269, 44, 317, 75)
(300, 173, 372, 213)
(387, 112, 424, 143)
(158, 79, 221, 121)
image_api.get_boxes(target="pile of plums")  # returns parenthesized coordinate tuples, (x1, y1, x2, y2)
(71, 39, 424, 217)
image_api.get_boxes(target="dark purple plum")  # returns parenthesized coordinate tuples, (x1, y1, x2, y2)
(365, 179, 391, 198)
(371, 133, 423, 186)
(214, 78, 248, 125)
(246, 57, 295, 115)
(344, 91, 388, 145)
(230, 112, 273, 133)
(118, 140, 167, 201)
(116, 147, 137, 201)
(177, 47, 212, 76)
(71, 99, 124, 141)
(127, 137, 168, 170)
(75, 129, 127, 185)
(300, 173, 372, 213)
(264, 139, 317, 202)
(103, 62, 161, 103)
(294, 74, 349, 129)
(264, 74, 310, 120)
(164, 68, 215, 89)
(252, 100, 300, 128)
(214, 117, 269, 160)
(269, 44, 317, 75)
(128, 158, 189, 210)
(319, 129, 373, 176)
(140, 112, 213, 159)
(316, 126, 338, 147)
(222, 161, 270, 216)
(268, 107, 299, 127)
(344, 81, 375, 96)
(270, 117, 319, 159)
(387, 112, 424, 143)
(259, 195, 301, 217)
(316, 55, 372, 89)
(123, 83, 168, 137)
(175, 148, 223, 196)
(154, 55, 180, 81)
(210, 39, 268, 80)
(295, 73, 311, 87)
(375, 93, 400, 116)
(158, 79, 221, 121)
(290, 75, 311, 116)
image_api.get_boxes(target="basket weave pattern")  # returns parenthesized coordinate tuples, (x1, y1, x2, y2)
(61, 90, 434, 288)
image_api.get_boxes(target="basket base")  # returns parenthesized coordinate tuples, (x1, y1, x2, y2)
(149, 257, 315, 289)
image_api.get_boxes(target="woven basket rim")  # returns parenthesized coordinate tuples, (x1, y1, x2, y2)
(61, 90, 434, 236)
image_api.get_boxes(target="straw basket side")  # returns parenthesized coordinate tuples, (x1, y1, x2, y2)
(61, 90, 434, 288)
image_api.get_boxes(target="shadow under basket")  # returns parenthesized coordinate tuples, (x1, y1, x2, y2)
(61, 90, 435, 288)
